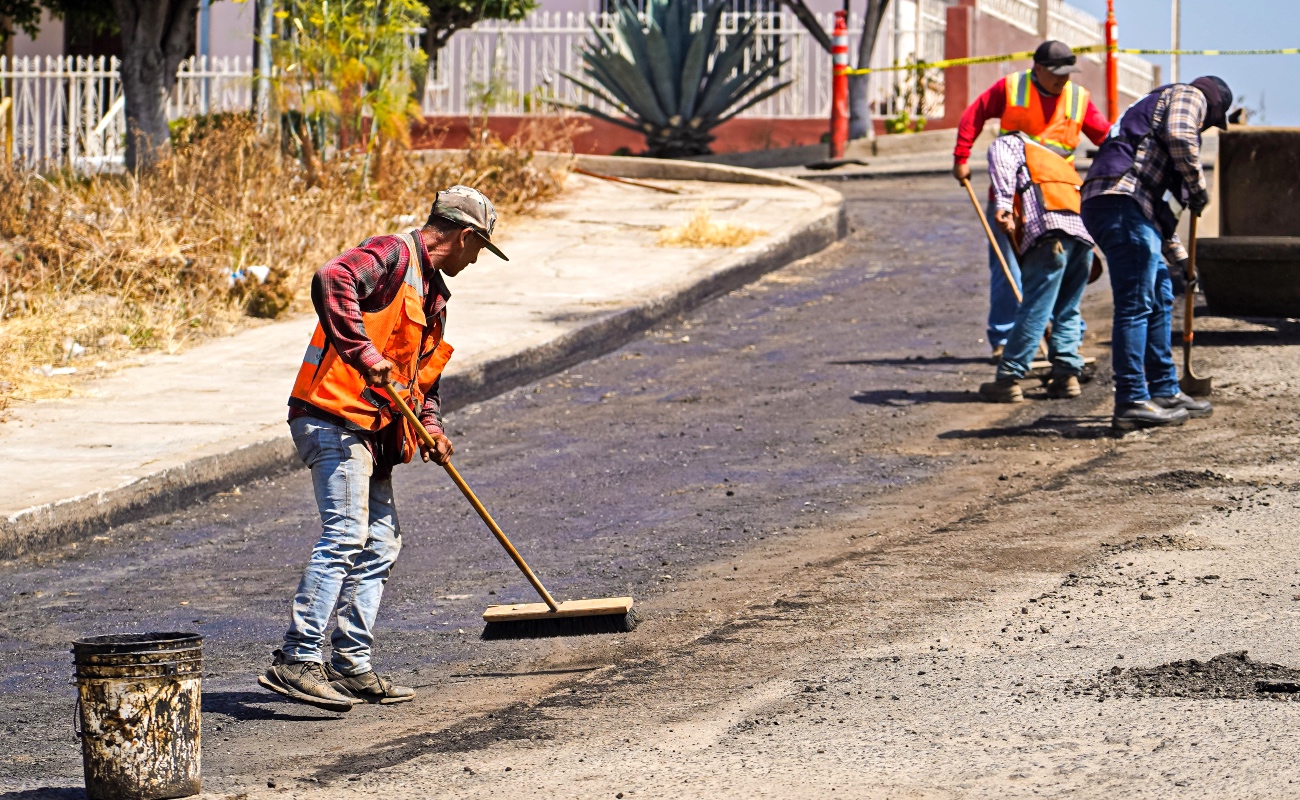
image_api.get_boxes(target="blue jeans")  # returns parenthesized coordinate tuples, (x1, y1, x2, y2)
(986, 198, 1023, 347)
(996, 234, 1090, 380)
(1081, 195, 1179, 405)
(282, 416, 402, 675)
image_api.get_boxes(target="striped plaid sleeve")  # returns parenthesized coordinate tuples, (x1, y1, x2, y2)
(312, 236, 406, 372)
(986, 135, 1021, 213)
(1160, 85, 1209, 209)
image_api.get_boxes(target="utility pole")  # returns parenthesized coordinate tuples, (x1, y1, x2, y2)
(1170, 0, 1181, 84)
(1105, 0, 1118, 121)
(1037, 0, 1050, 40)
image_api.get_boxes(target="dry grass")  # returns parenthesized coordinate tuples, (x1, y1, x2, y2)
(0, 115, 577, 411)
(657, 204, 763, 249)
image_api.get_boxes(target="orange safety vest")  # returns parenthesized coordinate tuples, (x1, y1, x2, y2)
(289, 231, 454, 463)
(998, 70, 1089, 161)
(1011, 134, 1083, 251)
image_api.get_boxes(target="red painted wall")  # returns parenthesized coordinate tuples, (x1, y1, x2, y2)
(414, 115, 830, 156)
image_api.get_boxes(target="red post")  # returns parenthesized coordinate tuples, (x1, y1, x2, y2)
(1105, 0, 1119, 121)
(830, 10, 849, 159)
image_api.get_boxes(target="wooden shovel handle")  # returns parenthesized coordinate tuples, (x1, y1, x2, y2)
(1184, 215, 1198, 347)
(382, 382, 559, 611)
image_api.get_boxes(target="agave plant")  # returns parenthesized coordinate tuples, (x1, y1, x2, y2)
(561, 0, 792, 158)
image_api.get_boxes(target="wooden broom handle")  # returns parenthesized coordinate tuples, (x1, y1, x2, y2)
(963, 177, 1023, 304)
(382, 382, 559, 611)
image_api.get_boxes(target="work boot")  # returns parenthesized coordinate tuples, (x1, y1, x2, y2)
(1046, 374, 1082, 399)
(324, 663, 415, 705)
(978, 377, 1023, 403)
(1151, 391, 1213, 419)
(258, 650, 354, 711)
(989, 344, 1005, 365)
(1112, 401, 1190, 431)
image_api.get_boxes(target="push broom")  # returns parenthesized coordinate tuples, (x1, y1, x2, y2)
(384, 383, 638, 639)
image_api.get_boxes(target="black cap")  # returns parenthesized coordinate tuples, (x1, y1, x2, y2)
(1190, 75, 1233, 130)
(1034, 40, 1082, 76)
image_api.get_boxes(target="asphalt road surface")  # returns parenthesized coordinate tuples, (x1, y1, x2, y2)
(4, 175, 1299, 799)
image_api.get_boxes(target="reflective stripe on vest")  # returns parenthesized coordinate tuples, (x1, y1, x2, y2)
(288, 231, 453, 441)
(998, 71, 1089, 161)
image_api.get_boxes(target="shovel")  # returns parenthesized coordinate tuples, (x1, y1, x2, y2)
(1180, 215, 1212, 397)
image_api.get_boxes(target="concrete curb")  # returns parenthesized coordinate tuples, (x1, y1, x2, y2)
(1, 157, 844, 559)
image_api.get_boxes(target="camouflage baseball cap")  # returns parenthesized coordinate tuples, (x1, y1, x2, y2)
(429, 185, 508, 261)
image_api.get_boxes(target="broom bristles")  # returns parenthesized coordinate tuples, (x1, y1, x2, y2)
(480, 608, 641, 640)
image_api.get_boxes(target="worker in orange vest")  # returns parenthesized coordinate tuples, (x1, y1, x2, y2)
(953, 41, 1110, 362)
(259, 186, 506, 711)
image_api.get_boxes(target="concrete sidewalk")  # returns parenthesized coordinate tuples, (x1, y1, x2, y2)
(0, 158, 842, 557)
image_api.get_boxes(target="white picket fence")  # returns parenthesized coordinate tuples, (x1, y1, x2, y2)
(0, 55, 253, 169)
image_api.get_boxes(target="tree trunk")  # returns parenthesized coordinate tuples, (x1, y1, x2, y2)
(111, 0, 200, 171)
(850, 0, 890, 140)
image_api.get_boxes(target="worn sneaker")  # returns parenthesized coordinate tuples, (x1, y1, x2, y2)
(1046, 374, 1082, 399)
(1152, 391, 1213, 419)
(258, 650, 353, 712)
(989, 344, 1005, 365)
(1112, 401, 1190, 431)
(324, 663, 415, 705)
(978, 377, 1023, 403)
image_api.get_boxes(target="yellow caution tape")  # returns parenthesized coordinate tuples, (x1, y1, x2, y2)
(843, 44, 1103, 75)
(1119, 47, 1300, 56)
(844, 44, 1300, 75)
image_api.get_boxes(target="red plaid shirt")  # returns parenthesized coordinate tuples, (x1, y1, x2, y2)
(290, 232, 450, 444)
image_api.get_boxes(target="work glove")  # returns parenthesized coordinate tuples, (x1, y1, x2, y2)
(1187, 190, 1209, 218)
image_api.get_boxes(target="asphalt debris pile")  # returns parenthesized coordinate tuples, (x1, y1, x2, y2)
(1141, 469, 1233, 491)
(1087, 651, 1300, 701)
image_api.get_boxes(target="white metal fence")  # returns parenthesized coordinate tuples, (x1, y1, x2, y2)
(1, 2, 1157, 169)
(975, 0, 1157, 99)
(0, 55, 253, 169)
(420, 6, 949, 122)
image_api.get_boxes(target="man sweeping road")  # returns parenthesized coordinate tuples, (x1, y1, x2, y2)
(258, 186, 506, 711)
(953, 40, 1110, 362)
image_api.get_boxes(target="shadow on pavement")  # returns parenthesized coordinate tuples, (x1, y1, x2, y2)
(0, 790, 84, 800)
(1178, 326, 1300, 347)
(938, 413, 1114, 440)
(832, 355, 992, 367)
(851, 389, 979, 406)
(202, 690, 347, 722)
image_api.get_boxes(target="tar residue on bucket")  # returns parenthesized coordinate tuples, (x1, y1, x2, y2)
(73, 632, 203, 800)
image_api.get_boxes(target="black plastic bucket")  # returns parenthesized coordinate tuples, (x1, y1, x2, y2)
(72, 632, 203, 800)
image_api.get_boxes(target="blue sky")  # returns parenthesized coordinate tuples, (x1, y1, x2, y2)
(1069, 0, 1300, 124)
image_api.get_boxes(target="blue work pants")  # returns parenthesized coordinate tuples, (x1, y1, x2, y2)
(282, 416, 402, 675)
(996, 234, 1090, 380)
(1081, 195, 1180, 405)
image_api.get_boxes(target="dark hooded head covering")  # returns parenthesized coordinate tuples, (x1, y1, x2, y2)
(1190, 76, 1233, 130)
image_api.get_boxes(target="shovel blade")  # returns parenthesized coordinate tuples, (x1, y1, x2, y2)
(1180, 374, 1212, 397)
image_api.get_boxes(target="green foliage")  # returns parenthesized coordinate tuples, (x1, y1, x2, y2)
(884, 58, 938, 135)
(421, 0, 536, 56)
(560, 0, 791, 159)
(0, 0, 119, 44)
(272, 0, 427, 185)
